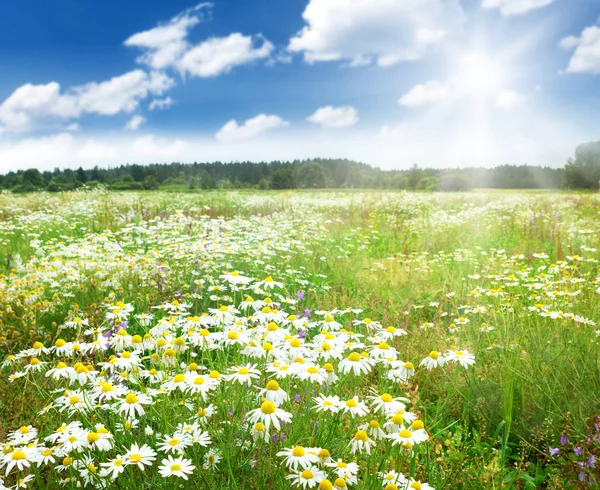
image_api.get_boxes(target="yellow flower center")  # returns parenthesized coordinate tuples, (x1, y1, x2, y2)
(194, 377, 205, 385)
(399, 429, 412, 439)
(354, 430, 368, 442)
(301, 469, 314, 480)
(346, 399, 358, 408)
(87, 432, 100, 443)
(429, 351, 439, 359)
(307, 367, 319, 374)
(12, 450, 26, 461)
(238, 367, 249, 375)
(260, 401, 277, 414)
(347, 352, 361, 362)
(125, 393, 138, 404)
(319, 480, 333, 490)
(173, 374, 185, 383)
(380, 393, 393, 403)
(170, 463, 181, 471)
(130, 454, 142, 463)
(168, 439, 180, 446)
(266, 380, 280, 391)
(412, 420, 424, 430)
(292, 446, 305, 457)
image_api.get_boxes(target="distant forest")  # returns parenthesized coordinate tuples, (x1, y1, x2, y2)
(2, 139, 599, 193)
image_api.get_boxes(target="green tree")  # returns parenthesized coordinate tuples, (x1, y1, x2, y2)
(271, 167, 296, 189)
(295, 163, 332, 188)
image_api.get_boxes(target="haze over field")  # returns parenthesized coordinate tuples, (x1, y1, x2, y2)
(1, 0, 599, 171)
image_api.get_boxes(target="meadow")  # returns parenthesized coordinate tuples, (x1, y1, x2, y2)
(0, 188, 598, 489)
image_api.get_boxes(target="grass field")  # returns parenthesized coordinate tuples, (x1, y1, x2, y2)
(0, 188, 599, 489)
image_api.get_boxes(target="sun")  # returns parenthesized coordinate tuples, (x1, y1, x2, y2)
(454, 51, 507, 97)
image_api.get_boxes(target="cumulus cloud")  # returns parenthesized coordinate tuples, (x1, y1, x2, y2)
(560, 26, 600, 74)
(0, 133, 75, 168)
(495, 90, 524, 110)
(306, 106, 358, 128)
(216, 114, 289, 142)
(399, 80, 452, 107)
(125, 115, 146, 130)
(380, 123, 409, 138)
(126, 4, 273, 78)
(481, 0, 553, 15)
(149, 97, 174, 111)
(78, 139, 119, 161)
(124, 3, 212, 70)
(131, 134, 187, 157)
(178, 34, 273, 77)
(288, 0, 464, 66)
(0, 70, 173, 132)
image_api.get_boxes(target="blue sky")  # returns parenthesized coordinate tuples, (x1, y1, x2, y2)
(0, 0, 599, 171)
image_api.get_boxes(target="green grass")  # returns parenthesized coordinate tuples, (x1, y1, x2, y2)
(0, 188, 598, 488)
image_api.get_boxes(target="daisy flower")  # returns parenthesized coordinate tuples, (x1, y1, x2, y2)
(287, 465, 327, 489)
(445, 349, 475, 368)
(117, 392, 153, 418)
(226, 364, 261, 386)
(326, 459, 360, 481)
(2, 446, 36, 474)
(388, 420, 429, 448)
(247, 401, 293, 431)
(367, 390, 409, 415)
(260, 379, 289, 405)
(338, 352, 374, 376)
(158, 456, 195, 480)
(312, 394, 342, 414)
(349, 430, 376, 454)
(124, 443, 156, 468)
(419, 351, 445, 370)
(277, 445, 320, 470)
(157, 433, 193, 454)
(341, 396, 369, 418)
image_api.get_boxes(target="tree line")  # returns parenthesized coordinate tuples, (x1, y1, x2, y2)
(1, 138, 599, 193)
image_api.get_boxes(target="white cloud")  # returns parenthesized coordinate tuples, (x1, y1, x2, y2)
(380, 123, 409, 138)
(481, 0, 554, 15)
(124, 3, 212, 70)
(126, 5, 273, 78)
(66, 123, 80, 131)
(125, 115, 146, 130)
(306, 106, 358, 128)
(399, 80, 451, 107)
(0, 133, 75, 169)
(561, 26, 600, 74)
(0, 70, 173, 132)
(78, 139, 118, 161)
(131, 134, 187, 157)
(288, 0, 464, 66)
(178, 34, 273, 77)
(495, 90, 524, 110)
(149, 97, 174, 111)
(559, 35, 580, 51)
(216, 114, 289, 142)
